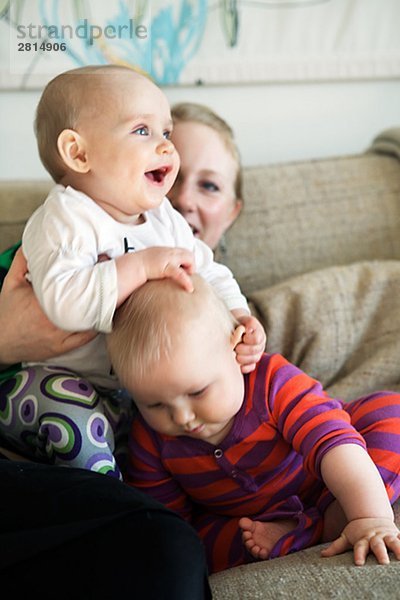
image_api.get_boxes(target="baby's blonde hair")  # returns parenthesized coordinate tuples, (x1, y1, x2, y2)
(107, 274, 236, 388)
(171, 102, 243, 201)
(35, 64, 146, 182)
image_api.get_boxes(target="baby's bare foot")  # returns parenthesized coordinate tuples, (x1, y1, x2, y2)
(239, 517, 297, 560)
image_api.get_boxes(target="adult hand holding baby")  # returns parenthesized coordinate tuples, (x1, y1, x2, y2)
(0, 247, 96, 365)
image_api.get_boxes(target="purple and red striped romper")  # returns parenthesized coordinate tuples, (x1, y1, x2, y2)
(127, 353, 400, 573)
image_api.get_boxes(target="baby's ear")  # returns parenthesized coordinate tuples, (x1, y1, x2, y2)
(57, 129, 90, 173)
(230, 324, 246, 350)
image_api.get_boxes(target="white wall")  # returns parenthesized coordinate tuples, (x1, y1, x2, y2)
(1, 78, 400, 180)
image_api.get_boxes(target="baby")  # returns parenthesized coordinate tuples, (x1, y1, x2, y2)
(107, 274, 400, 573)
(0, 65, 265, 477)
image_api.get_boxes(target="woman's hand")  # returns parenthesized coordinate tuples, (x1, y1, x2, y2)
(0, 248, 96, 365)
(321, 517, 400, 566)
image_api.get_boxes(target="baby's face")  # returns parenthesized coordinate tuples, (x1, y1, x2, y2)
(76, 72, 179, 223)
(131, 319, 245, 445)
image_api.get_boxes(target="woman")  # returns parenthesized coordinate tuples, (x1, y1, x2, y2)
(169, 102, 243, 254)
(0, 248, 212, 600)
(0, 102, 242, 596)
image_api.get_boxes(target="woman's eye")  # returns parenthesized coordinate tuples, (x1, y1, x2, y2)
(132, 126, 149, 136)
(148, 403, 163, 409)
(200, 181, 219, 192)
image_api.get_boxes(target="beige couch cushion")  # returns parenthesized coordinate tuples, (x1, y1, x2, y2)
(210, 502, 400, 600)
(248, 259, 400, 401)
(0, 181, 51, 253)
(222, 154, 400, 294)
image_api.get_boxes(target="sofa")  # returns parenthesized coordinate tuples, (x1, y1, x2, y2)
(1, 127, 400, 599)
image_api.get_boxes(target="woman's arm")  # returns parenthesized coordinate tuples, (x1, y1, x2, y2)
(0, 248, 96, 365)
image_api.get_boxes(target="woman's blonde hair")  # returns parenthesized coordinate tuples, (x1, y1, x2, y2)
(171, 102, 243, 201)
(107, 275, 236, 387)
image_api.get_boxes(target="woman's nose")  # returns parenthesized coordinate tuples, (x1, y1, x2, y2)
(169, 180, 195, 213)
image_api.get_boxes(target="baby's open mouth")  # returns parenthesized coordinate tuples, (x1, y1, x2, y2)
(145, 166, 171, 184)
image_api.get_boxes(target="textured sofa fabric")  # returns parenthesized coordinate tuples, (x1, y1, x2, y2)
(1, 137, 400, 598)
(0, 180, 51, 254)
(249, 260, 400, 400)
(222, 153, 400, 293)
(210, 520, 400, 600)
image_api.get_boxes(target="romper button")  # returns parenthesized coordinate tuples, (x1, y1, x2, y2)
(214, 448, 223, 458)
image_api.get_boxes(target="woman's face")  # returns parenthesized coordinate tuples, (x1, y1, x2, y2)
(168, 121, 242, 250)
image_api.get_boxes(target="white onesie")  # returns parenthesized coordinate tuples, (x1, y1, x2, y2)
(22, 185, 248, 388)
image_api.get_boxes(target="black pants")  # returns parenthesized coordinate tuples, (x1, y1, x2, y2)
(0, 459, 212, 599)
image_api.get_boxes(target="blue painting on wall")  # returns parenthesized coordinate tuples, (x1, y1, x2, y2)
(1, 0, 399, 89)
(1, 0, 208, 87)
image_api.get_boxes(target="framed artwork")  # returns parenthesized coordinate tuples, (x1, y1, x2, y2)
(1, 0, 399, 89)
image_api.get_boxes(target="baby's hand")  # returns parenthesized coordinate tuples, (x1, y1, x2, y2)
(139, 246, 195, 292)
(321, 517, 400, 566)
(232, 313, 266, 373)
(115, 247, 195, 305)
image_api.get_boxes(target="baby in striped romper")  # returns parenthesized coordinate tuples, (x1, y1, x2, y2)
(107, 274, 400, 574)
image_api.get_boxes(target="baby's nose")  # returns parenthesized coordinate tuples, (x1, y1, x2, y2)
(172, 405, 195, 426)
(157, 137, 175, 155)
